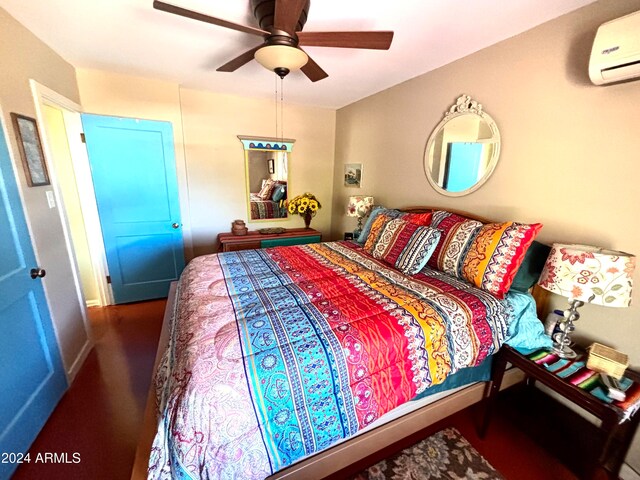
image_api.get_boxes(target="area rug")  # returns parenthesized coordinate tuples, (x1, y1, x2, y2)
(351, 427, 504, 480)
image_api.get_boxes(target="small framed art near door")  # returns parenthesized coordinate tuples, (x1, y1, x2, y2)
(10, 113, 50, 186)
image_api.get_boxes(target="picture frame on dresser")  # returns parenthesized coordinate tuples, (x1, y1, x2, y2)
(10, 113, 50, 187)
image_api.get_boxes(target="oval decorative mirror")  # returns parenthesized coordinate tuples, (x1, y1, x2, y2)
(238, 136, 293, 221)
(424, 95, 501, 197)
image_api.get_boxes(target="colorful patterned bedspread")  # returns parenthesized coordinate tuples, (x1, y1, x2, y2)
(250, 193, 286, 219)
(148, 241, 516, 479)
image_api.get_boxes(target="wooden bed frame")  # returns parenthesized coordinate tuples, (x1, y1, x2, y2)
(131, 207, 539, 480)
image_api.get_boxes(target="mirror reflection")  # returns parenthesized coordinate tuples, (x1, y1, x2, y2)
(424, 95, 500, 197)
(239, 136, 293, 221)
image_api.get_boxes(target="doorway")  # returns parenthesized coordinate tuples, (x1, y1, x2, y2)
(31, 81, 186, 307)
(31, 80, 111, 308)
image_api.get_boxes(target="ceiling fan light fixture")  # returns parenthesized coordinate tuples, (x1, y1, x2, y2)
(254, 45, 308, 77)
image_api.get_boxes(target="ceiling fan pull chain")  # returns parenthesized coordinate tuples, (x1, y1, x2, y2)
(274, 73, 279, 139)
(280, 76, 284, 143)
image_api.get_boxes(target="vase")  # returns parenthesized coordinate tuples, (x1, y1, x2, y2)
(303, 212, 312, 229)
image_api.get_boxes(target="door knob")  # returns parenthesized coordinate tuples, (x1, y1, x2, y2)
(172, 223, 180, 229)
(30, 268, 46, 279)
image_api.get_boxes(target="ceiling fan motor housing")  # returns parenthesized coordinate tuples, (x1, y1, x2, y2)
(152, 0, 392, 82)
(251, 0, 310, 32)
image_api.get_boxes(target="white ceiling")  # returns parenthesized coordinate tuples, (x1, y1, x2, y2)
(1, 0, 596, 109)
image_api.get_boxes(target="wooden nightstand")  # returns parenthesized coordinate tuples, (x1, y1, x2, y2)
(480, 345, 640, 479)
(217, 228, 322, 252)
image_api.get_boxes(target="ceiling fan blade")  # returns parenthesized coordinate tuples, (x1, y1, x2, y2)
(274, 0, 307, 34)
(300, 52, 328, 82)
(216, 45, 264, 72)
(153, 1, 268, 37)
(298, 31, 394, 50)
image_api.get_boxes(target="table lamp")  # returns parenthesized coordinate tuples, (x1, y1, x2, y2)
(537, 243, 635, 359)
(347, 196, 374, 237)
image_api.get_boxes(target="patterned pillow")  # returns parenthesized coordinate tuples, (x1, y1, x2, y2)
(461, 221, 543, 298)
(428, 210, 543, 298)
(364, 213, 397, 253)
(271, 183, 286, 202)
(258, 179, 276, 200)
(357, 207, 403, 244)
(371, 219, 442, 275)
(428, 211, 483, 275)
(401, 212, 433, 226)
(360, 209, 433, 247)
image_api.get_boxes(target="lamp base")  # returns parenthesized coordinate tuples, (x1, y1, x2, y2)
(550, 298, 584, 360)
(551, 342, 577, 359)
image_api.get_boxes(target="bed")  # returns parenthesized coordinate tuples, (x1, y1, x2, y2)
(144, 207, 551, 480)
(250, 181, 288, 220)
(250, 193, 287, 220)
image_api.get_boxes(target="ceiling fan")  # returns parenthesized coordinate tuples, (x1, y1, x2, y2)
(153, 0, 394, 82)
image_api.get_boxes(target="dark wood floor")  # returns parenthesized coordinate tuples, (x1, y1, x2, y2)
(13, 299, 166, 480)
(13, 300, 600, 479)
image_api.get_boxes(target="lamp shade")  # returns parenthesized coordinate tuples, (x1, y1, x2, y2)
(347, 196, 374, 218)
(254, 45, 308, 72)
(537, 243, 635, 308)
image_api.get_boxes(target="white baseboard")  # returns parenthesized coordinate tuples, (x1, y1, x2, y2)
(85, 299, 101, 308)
(66, 339, 93, 384)
(621, 463, 640, 480)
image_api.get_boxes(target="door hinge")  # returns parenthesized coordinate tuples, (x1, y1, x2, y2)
(106, 275, 111, 284)
(80, 133, 86, 143)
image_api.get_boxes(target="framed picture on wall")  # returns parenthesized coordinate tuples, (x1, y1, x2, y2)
(268, 158, 275, 174)
(344, 163, 362, 188)
(10, 113, 50, 187)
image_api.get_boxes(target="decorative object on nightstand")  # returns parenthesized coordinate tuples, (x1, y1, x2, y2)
(537, 243, 635, 359)
(346, 195, 374, 237)
(231, 219, 248, 236)
(286, 192, 321, 229)
(481, 344, 640, 479)
(587, 342, 629, 380)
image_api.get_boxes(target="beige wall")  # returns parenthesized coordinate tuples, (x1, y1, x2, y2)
(0, 7, 88, 376)
(333, 0, 640, 470)
(333, 0, 640, 362)
(77, 70, 336, 258)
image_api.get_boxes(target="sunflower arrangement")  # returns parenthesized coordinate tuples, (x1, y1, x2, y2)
(287, 192, 322, 218)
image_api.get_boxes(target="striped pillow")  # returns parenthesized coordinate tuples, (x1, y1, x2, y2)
(429, 211, 543, 298)
(363, 213, 396, 253)
(371, 219, 442, 275)
(257, 179, 276, 200)
(428, 211, 483, 276)
(363, 210, 434, 252)
(461, 221, 543, 298)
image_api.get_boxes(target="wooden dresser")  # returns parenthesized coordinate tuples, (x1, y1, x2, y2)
(218, 228, 322, 252)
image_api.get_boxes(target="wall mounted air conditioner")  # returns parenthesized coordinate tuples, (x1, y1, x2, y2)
(589, 10, 640, 85)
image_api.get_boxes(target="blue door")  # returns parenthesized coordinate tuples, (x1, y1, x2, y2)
(444, 142, 484, 192)
(81, 114, 185, 304)
(0, 122, 67, 479)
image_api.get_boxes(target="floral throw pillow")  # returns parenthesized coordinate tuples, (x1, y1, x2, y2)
(371, 219, 442, 275)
